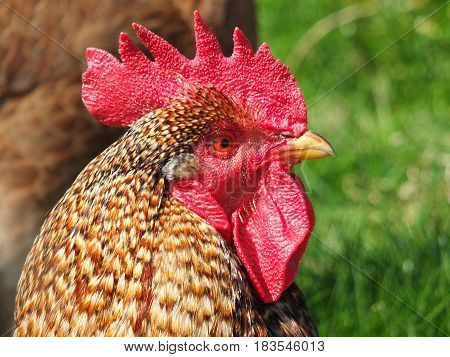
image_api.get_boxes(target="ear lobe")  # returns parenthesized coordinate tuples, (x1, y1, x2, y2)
(169, 179, 232, 242)
(162, 153, 201, 181)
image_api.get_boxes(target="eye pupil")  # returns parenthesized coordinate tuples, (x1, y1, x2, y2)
(220, 138, 230, 148)
(210, 131, 236, 157)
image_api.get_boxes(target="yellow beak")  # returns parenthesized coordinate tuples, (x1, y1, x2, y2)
(276, 130, 335, 165)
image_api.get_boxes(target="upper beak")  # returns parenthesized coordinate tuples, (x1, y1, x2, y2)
(276, 130, 336, 165)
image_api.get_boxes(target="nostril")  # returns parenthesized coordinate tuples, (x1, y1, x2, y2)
(277, 131, 296, 139)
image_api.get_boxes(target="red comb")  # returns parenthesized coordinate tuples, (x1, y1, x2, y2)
(82, 11, 307, 134)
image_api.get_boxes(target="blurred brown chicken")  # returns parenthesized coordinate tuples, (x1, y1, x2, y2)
(0, 0, 256, 335)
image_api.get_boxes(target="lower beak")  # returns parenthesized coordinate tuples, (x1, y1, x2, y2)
(276, 130, 335, 165)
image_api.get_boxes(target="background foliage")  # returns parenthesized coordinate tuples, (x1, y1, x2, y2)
(256, 0, 449, 336)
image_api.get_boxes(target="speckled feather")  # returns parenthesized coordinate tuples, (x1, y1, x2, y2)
(14, 88, 317, 336)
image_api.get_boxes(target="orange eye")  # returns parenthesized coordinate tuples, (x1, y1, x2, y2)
(210, 131, 236, 156)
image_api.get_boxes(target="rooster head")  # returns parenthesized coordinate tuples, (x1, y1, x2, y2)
(82, 11, 334, 303)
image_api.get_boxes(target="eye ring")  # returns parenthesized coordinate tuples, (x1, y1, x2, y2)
(209, 130, 238, 158)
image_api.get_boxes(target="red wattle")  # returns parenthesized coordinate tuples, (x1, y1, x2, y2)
(231, 161, 314, 303)
(169, 180, 232, 243)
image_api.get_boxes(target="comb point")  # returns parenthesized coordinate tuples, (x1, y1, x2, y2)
(119, 32, 129, 42)
(193, 10, 222, 58)
(233, 27, 253, 55)
(133, 22, 187, 68)
(118, 32, 144, 63)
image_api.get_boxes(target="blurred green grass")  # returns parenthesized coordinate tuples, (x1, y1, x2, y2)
(256, 0, 449, 336)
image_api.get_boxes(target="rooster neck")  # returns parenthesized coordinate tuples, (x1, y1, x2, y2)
(15, 145, 318, 336)
(145, 197, 268, 336)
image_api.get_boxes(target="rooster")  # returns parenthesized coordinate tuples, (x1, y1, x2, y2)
(14, 12, 334, 337)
